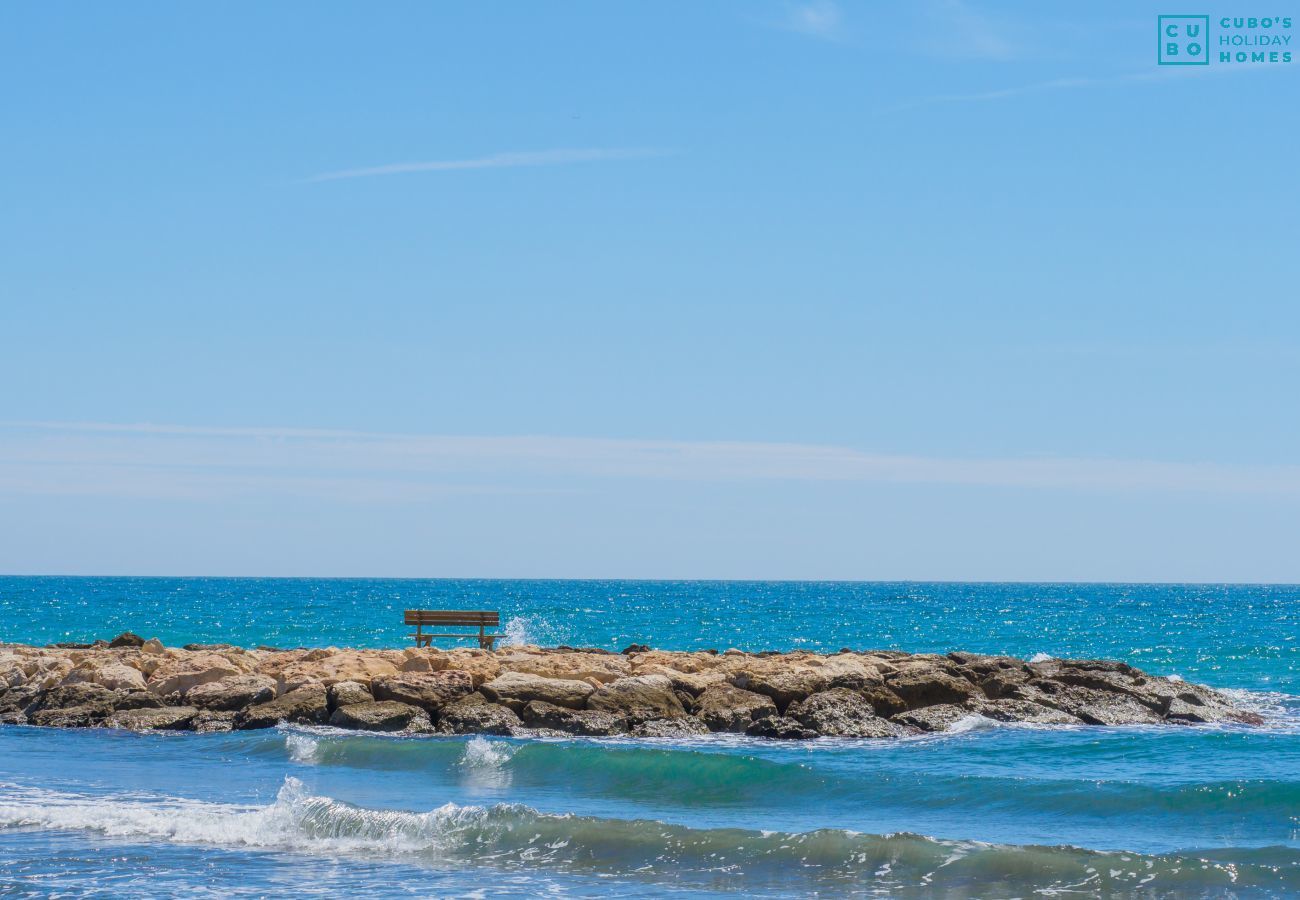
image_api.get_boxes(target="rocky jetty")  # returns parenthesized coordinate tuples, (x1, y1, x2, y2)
(0, 636, 1262, 738)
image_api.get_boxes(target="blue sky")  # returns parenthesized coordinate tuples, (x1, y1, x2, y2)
(2, 2, 1297, 580)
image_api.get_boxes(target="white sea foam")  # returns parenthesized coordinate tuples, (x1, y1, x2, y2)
(458, 736, 515, 787)
(285, 733, 319, 764)
(946, 714, 1002, 734)
(1029, 652, 1054, 664)
(459, 736, 514, 771)
(0, 778, 467, 856)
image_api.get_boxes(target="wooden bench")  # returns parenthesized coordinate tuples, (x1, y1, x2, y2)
(405, 609, 501, 650)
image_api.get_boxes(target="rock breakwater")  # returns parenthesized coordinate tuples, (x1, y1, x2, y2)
(0, 636, 1262, 738)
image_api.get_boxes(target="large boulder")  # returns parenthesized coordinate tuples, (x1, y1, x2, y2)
(371, 671, 474, 712)
(276, 651, 400, 693)
(106, 706, 198, 731)
(439, 650, 502, 687)
(396, 648, 450, 674)
(26, 683, 123, 725)
(326, 680, 374, 710)
(978, 698, 1082, 725)
(630, 664, 727, 696)
(192, 710, 238, 733)
(503, 651, 632, 684)
(745, 715, 818, 739)
(519, 700, 627, 736)
(630, 717, 710, 738)
(234, 685, 328, 730)
(147, 654, 245, 697)
(184, 675, 277, 711)
(586, 674, 686, 721)
(787, 688, 899, 738)
(436, 693, 523, 735)
(0, 686, 41, 724)
(62, 659, 147, 693)
(108, 632, 146, 648)
(886, 671, 981, 709)
(328, 700, 430, 732)
(1028, 683, 1165, 726)
(696, 684, 778, 733)
(479, 672, 594, 710)
(31, 705, 114, 728)
(817, 655, 886, 690)
(727, 662, 830, 710)
(892, 703, 974, 732)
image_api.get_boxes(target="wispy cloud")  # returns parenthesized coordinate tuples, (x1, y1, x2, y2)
(884, 60, 1283, 113)
(922, 0, 1019, 61)
(777, 1, 845, 41)
(305, 147, 667, 183)
(3, 421, 1298, 503)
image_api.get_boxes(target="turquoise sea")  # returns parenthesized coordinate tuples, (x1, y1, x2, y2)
(1, 578, 1297, 897)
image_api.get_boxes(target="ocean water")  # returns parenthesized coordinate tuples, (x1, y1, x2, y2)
(0, 578, 1297, 897)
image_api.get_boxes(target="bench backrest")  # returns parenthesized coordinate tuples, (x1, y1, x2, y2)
(404, 609, 499, 627)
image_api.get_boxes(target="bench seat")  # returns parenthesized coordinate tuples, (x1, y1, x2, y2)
(404, 609, 501, 650)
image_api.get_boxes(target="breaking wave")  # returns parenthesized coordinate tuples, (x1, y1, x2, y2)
(0, 779, 1296, 895)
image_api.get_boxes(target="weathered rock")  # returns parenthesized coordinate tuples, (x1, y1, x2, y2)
(147, 654, 245, 697)
(277, 651, 399, 693)
(436, 693, 523, 735)
(817, 655, 887, 690)
(858, 685, 909, 718)
(27, 683, 123, 722)
(586, 674, 686, 721)
(31, 705, 114, 728)
(892, 703, 975, 732)
(108, 632, 146, 649)
(328, 700, 431, 732)
(728, 662, 830, 710)
(234, 685, 328, 730)
(480, 671, 594, 710)
(978, 699, 1083, 725)
(62, 659, 148, 692)
(1030, 683, 1165, 726)
(696, 684, 778, 732)
(887, 672, 980, 709)
(106, 706, 198, 731)
(745, 715, 818, 739)
(0, 686, 41, 724)
(631, 716, 710, 738)
(397, 649, 449, 674)
(326, 680, 373, 710)
(631, 664, 727, 696)
(371, 671, 474, 711)
(520, 700, 627, 736)
(185, 675, 276, 711)
(192, 710, 238, 733)
(0, 640, 1263, 740)
(113, 690, 166, 711)
(502, 651, 631, 684)
(787, 688, 898, 737)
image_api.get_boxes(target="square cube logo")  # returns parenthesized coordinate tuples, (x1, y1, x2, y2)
(1159, 15, 1210, 65)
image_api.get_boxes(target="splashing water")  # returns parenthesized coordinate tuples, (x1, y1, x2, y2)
(285, 733, 319, 764)
(500, 617, 531, 647)
(459, 737, 514, 771)
(457, 737, 516, 789)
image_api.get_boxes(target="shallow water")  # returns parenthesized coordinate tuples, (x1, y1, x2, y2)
(1, 578, 1297, 896)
